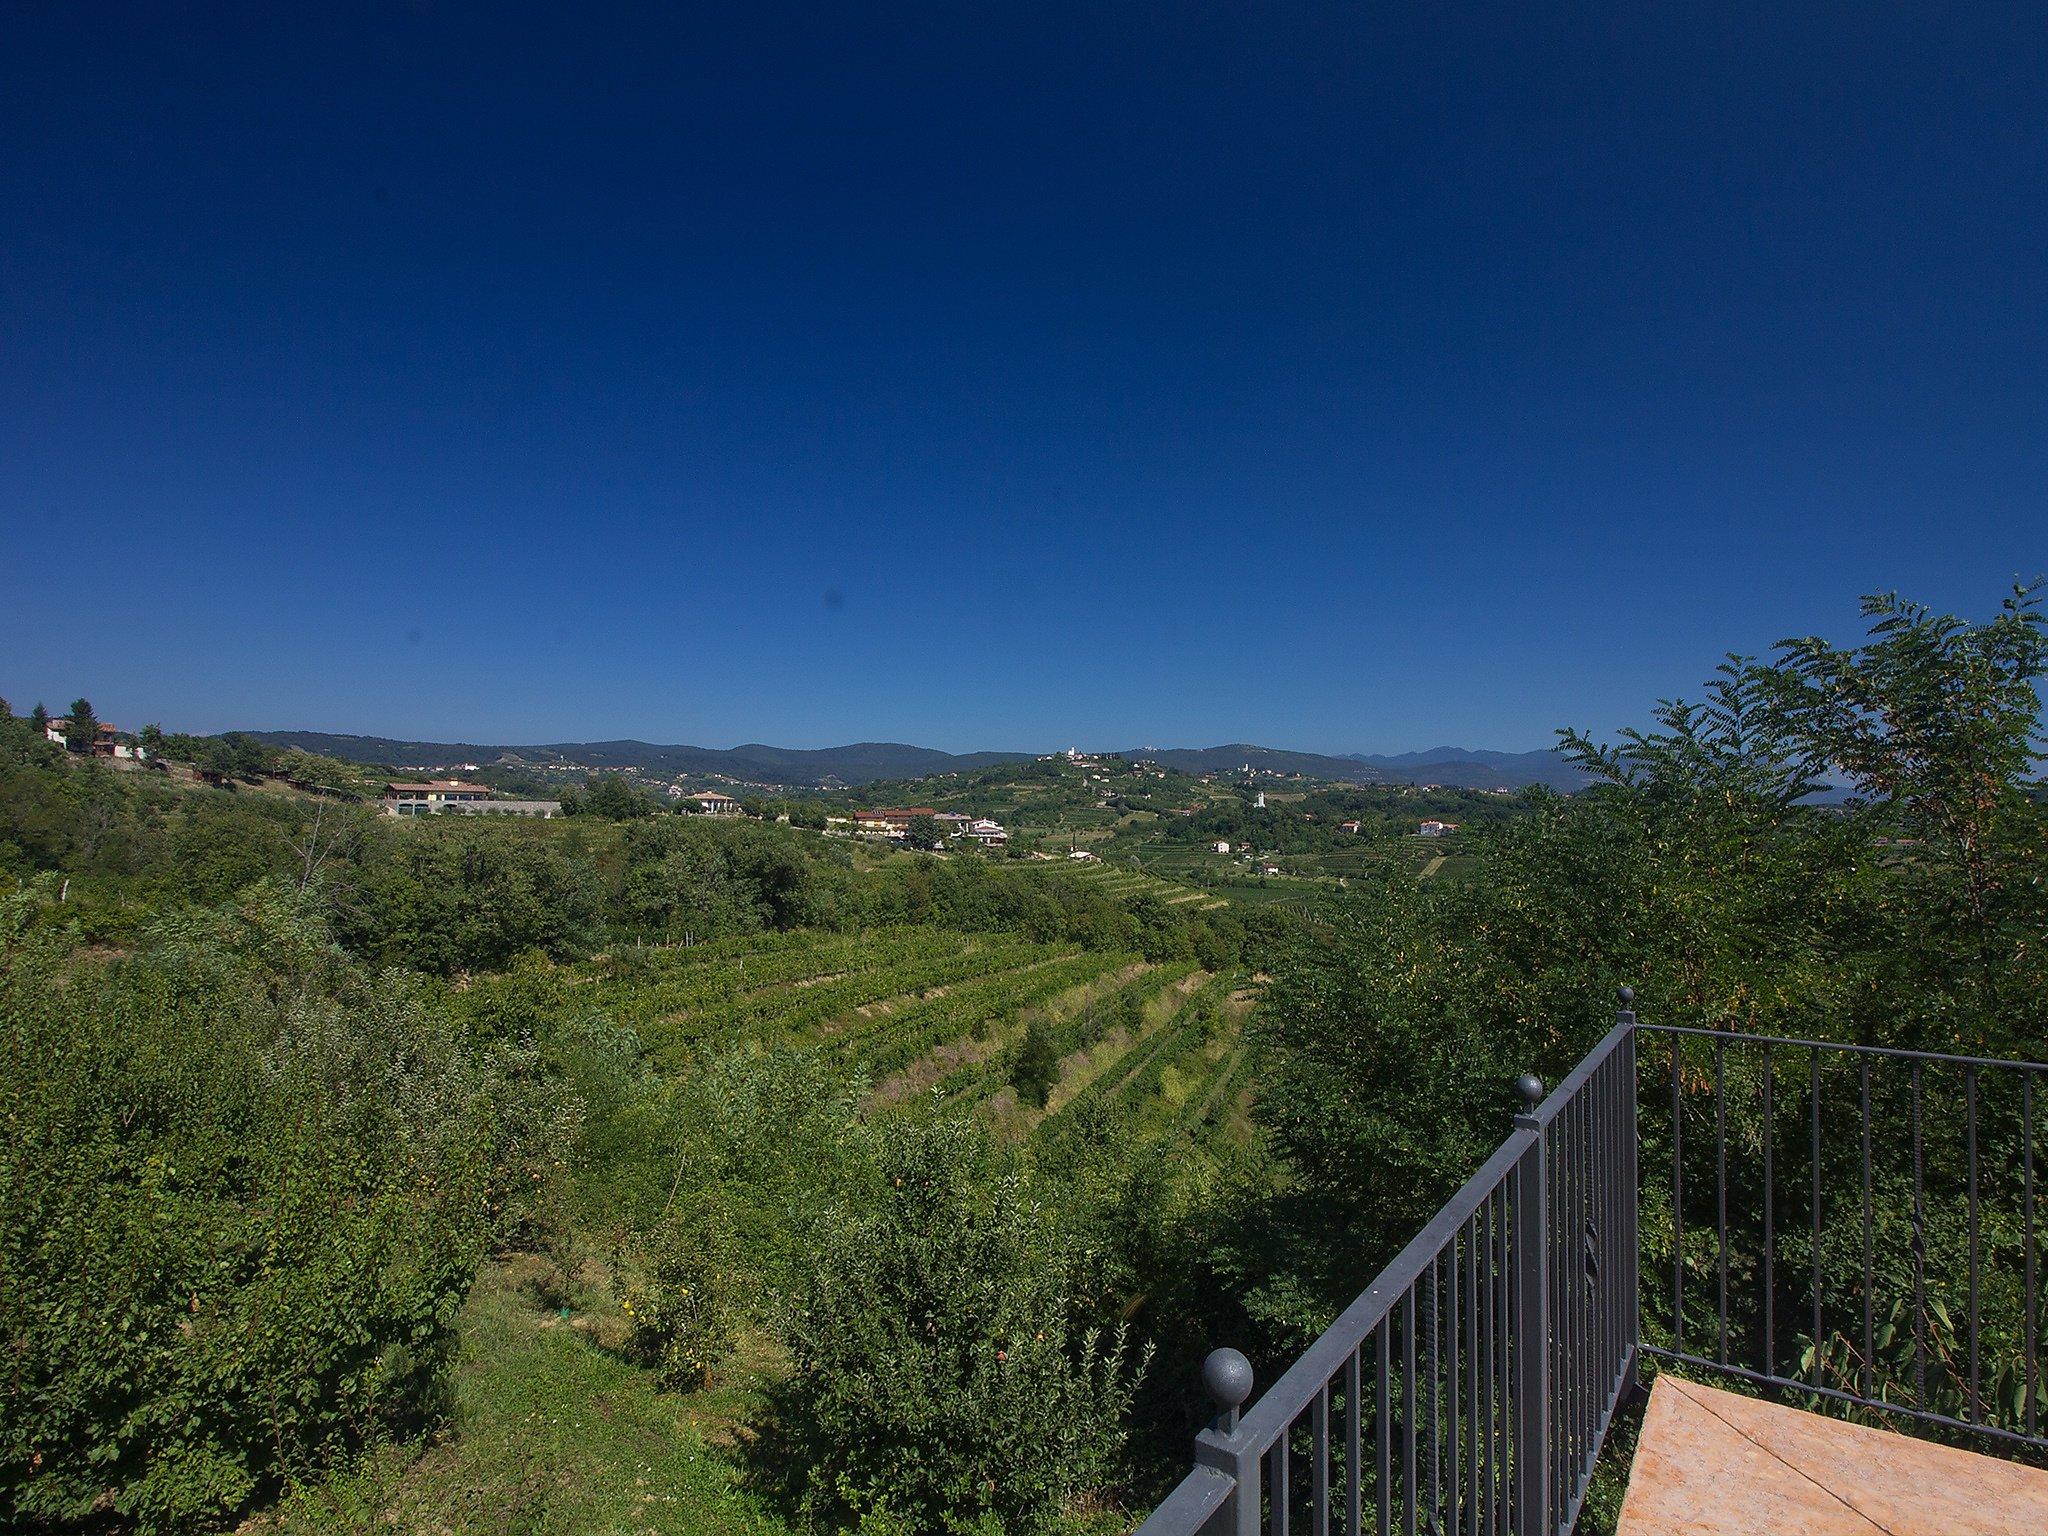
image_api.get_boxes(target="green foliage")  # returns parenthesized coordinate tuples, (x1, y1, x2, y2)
(335, 826, 601, 973)
(1010, 1014, 1061, 1108)
(1250, 586, 2048, 1347)
(64, 697, 97, 752)
(0, 888, 559, 1533)
(617, 1198, 744, 1391)
(565, 771, 655, 819)
(769, 1115, 1149, 1535)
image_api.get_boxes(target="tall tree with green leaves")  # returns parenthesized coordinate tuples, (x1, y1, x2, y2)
(63, 698, 97, 753)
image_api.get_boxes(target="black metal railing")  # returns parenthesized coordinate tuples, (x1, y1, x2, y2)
(1642, 1023, 2046, 1454)
(1134, 993, 2047, 1536)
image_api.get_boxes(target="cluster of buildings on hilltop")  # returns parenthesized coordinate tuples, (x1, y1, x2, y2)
(43, 717, 147, 760)
(848, 807, 1009, 847)
(1419, 819, 1461, 837)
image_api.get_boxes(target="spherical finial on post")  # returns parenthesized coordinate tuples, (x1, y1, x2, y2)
(1201, 1347, 1254, 1432)
(1514, 1073, 1544, 1111)
(1617, 984, 1636, 1011)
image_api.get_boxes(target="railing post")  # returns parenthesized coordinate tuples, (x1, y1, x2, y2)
(1193, 1347, 1257, 1536)
(1511, 1072, 1552, 1536)
(1617, 987, 1641, 1401)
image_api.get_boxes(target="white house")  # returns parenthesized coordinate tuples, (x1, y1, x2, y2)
(965, 818, 1009, 847)
(686, 790, 743, 816)
(1419, 820, 1460, 838)
(1212, 840, 1232, 854)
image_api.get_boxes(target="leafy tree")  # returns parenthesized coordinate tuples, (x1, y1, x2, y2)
(904, 813, 944, 850)
(63, 698, 97, 752)
(335, 827, 600, 973)
(0, 888, 563, 1532)
(138, 722, 164, 754)
(574, 772, 651, 820)
(1010, 1013, 1061, 1108)
(767, 1114, 1148, 1533)
(27, 703, 48, 735)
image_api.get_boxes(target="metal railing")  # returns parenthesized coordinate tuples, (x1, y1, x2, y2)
(1642, 1022, 2047, 1455)
(1134, 993, 2048, 1536)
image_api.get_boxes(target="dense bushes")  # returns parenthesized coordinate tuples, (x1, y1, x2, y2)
(333, 825, 601, 973)
(1249, 588, 2048, 1339)
(0, 888, 561, 1532)
(771, 1115, 1149, 1535)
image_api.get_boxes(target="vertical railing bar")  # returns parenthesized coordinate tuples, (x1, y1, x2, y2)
(1861, 1058, 1873, 1402)
(1554, 1089, 1566, 1524)
(1608, 1045, 1622, 1393)
(1486, 1188, 1500, 1536)
(1404, 1289, 1418, 1536)
(2025, 1076, 2038, 1442)
(1966, 1065, 1980, 1424)
(1448, 1229, 1461, 1536)
(1502, 1176, 1513, 1536)
(1552, 1110, 1566, 1524)
(1510, 1088, 1550, 1536)
(1562, 1092, 1576, 1515)
(1579, 1085, 1591, 1490)
(1762, 1041, 1775, 1379)
(1810, 1048, 1822, 1388)
(1715, 1038, 1729, 1367)
(1378, 1321, 1393, 1536)
(1580, 1073, 1591, 1495)
(1913, 1060, 1926, 1408)
(1313, 1380, 1331, 1536)
(1433, 1253, 1449, 1531)
(1346, 1349, 1363, 1536)
(1625, 1022, 1640, 1403)
(1672, 1035, 1684, 1354)
(1465, 1210, 1480, 1536)
(1553, 1095, 1567, 1520)
(1276, 1431, 1291, 1536)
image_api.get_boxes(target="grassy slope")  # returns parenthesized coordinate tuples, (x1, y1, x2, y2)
(254, 1257, 790, 1536)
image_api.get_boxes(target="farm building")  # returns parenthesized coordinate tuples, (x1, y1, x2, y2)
(383, 780, 492, 815)
(853, 807, 937, 838)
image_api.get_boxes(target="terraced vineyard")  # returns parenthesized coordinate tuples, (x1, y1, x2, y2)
(457, 924, 1258, 1170)
(1055, 858, 1229, 909)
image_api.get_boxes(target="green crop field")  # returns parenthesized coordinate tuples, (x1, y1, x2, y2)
(456, 926, 1257, 1152)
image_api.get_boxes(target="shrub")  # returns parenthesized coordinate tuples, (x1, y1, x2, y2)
(615, 1196, 744, 1390)
(770, 1115, 1148, 1534)
(0, 889, 532, 1532)
(1010, 1014, 1060, 1108)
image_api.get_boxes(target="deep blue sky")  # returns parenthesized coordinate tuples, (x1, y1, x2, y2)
(3, 5, 2043, 753)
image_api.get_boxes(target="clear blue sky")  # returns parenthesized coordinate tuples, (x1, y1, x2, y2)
(3, 5, 2043, 754)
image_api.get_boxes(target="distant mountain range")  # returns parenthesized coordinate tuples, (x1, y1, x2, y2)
(245, 731, 1590, 792)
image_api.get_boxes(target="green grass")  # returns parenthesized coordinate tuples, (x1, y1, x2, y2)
(256, 1257, 792, 1536)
